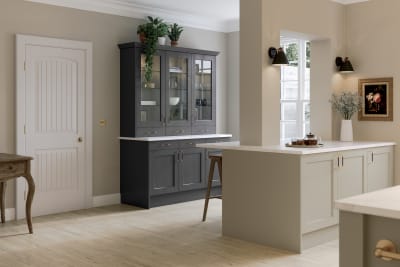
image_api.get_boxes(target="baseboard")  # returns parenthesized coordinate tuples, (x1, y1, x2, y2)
(4, 208, 15, 221)
(92, 193, 121, 207)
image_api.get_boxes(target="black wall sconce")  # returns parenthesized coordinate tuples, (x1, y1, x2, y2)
(268, 47, 289, 65)
(335, 57, 354, 73)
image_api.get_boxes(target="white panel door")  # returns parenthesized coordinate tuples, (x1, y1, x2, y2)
(16, 35, 92, 218)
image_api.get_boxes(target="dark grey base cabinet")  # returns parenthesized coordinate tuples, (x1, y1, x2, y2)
(121, 137, 229, 208)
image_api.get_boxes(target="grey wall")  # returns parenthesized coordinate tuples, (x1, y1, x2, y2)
(0, 0, 229, 208)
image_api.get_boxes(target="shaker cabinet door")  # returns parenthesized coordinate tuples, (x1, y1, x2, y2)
(179, 148, 205, 191)
(149, 149, 179, 195)
(366, 147, 393, 192)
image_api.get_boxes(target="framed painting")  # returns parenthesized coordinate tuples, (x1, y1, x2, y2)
(358, 77, 393, 121)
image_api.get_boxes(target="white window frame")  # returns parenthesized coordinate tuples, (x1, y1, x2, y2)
(280, 38, 310, 143)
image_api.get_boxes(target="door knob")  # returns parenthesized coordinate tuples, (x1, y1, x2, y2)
(78, 137, 83, 143)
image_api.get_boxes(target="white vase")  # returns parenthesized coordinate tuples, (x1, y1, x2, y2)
(340, 119, 353, 141)
(158, 37, 166, 46)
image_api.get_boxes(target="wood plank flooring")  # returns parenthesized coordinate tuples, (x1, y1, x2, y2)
(0, 200, 338, 266)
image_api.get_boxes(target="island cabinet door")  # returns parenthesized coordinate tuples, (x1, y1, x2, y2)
(365, 146, 393, 193)
(301, 153, 337, 234)
(336, 150, 364, 200)
(179, 148, 205, 191)
(149, 149, 179, 195)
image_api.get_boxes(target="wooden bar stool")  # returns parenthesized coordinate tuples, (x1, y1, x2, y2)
(202, 153, 222, 221)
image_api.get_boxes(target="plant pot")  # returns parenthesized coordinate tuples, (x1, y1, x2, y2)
(144, 82, 155, 89)
(171, 40, 178, 47)
(340, 119, 353, 141)
(138, 33, 146, 43)
(158, 37, 166, 46)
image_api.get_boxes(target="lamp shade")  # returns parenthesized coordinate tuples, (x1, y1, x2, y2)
(268, 47, 289, 66)
(339, 58, 354, 73)
(335, 57, 354, 73)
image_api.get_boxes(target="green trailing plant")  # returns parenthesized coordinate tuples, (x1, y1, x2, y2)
(329, 91, 362, 120)
(168, 23, 183, 42)
(141, 16, 161, 83)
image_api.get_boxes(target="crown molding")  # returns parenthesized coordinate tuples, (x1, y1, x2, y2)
(25, 0, 239, 32)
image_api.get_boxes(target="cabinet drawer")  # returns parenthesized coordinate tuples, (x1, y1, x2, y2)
(0, 162, 25, 179)
(191, 126, 216, 135)
(179, 139, 201, 148)
(165, 127, 191, 136)
(136, 127, 164, 137)
(149, 141, 179, 150)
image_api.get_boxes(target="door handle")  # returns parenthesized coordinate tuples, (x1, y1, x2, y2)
(78, 137, 83, 143)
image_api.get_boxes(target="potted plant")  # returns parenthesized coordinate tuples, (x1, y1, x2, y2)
(136, 24, 146, 43)
(139, 17, 159, 85)
(168, 23, 183, 47)
(330, 91, 362, 141)
(156, 21, 168, 46)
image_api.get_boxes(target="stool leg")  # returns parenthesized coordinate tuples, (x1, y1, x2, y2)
(0, 181, 6, 223)
(217, 159, 222, 184)
(202, 159, 216, 222)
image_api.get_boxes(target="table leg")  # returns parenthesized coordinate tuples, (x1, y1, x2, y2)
(0, 182, 6, 223)
(23, 174, 35, 234)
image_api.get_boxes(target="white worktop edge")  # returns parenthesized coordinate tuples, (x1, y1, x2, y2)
(119, 134, 232, 141)
(335, 186, 400, 220)
(196, 141, 395, 155)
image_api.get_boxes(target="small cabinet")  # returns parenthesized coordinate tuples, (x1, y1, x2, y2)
(336, 150, 364, 199)
(365, 146, 393, 192)
(121, 136, 230, 209)
(149, 149, 179, 195)
(119, 42, 219, 137)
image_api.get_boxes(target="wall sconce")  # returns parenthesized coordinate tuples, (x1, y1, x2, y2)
(268, 47, 289, 66)
(335, 57, 354, 73)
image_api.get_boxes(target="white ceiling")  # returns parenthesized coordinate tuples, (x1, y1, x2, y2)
(26, 0, 369, 33)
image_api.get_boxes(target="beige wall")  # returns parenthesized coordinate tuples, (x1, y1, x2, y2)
(344, 0, 400, 184)
(227, 31, 240, 140)
(240, 0, 346, 145)
(0, 0, 229, 208)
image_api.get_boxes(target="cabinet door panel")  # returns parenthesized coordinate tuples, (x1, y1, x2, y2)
(150, 149, 178, 195)
(135, 49, 165, 128)
(366, 149, 392, 192)
(337, 153, 364, 199)
(180, 148, 205, 191)
(301, 155, 336, 233)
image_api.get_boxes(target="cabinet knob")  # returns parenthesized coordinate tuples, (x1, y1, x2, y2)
(78, 137, 83, 143)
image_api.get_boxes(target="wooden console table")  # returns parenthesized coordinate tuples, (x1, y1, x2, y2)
(0, 154, 35, 233)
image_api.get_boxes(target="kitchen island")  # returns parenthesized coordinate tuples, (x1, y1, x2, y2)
(197, 141, 395, 252)
(336, 186, 400, 267)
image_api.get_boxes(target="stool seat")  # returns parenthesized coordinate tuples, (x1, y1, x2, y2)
(202, 153, 222, 221)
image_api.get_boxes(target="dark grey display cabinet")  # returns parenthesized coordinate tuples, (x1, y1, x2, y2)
(119, 42, 218, 137)
(119, 42, 230, 208)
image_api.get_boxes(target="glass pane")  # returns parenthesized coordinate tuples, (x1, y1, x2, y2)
(304, 79, 310, 100)
(168, 55, 188, 121)
(139, 54, 161, 123)
(304, 122, 310, 136)
(282, 102, 297, 120)
(281, 65, 298, 81)
(282, 122, 298, 139)
(303, 102, 310, 122)
(281, 81, 298, 100)
(306, 41, 311, 68)
(194, 59, 212, 121)
(284, 42, 298, 66)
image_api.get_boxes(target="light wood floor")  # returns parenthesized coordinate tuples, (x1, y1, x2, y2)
(0, 200, 338, 267)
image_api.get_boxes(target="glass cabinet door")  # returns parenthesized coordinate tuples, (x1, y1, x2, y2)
(193, 57, 213, 122)
(166, 53, 190, 125)
(138, 53, 162, 126)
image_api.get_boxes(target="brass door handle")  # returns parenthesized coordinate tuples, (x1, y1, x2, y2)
(78, 137, 83, 143)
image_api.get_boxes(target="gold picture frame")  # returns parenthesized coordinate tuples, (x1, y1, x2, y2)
(358, 77, 393, 121)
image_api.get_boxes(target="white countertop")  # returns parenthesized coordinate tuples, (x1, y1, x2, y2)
(196, 141, 395, 155)
(336, 186, 400, 220)
(119, 134, 232, 142)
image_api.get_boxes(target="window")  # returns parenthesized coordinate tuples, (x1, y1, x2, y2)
(280, 38, 310, 143)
